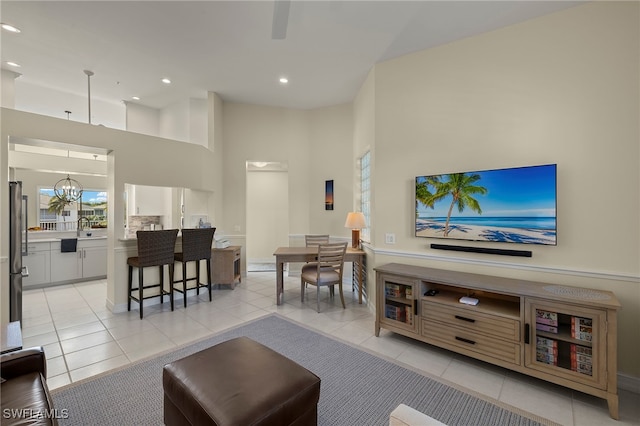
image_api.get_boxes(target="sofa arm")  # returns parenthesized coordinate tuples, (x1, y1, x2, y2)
(390, 404, 447, 426)
(0, 347, 47, 380)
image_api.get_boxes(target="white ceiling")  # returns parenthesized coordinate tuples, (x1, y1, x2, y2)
(1, 1, 582, 111)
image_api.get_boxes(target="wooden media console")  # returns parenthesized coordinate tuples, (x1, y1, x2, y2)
(375, 263, 621, 419)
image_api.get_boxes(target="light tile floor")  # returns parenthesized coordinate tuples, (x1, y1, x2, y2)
(21, 272, 639, 426)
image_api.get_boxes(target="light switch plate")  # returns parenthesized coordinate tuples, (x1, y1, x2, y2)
(385, 233, 396, 244)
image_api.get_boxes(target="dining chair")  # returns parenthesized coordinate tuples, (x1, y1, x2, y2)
(127, 229, 179, 319)
(300, 241, 348, 312)
(173, 228, 216, 308)
(302, 234, 330, 289)
(304, 234, 330, 247)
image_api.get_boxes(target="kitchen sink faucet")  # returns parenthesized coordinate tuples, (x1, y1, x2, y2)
(77, 216, 91, 237)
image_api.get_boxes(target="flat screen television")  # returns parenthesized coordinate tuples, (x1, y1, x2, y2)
(415, 164, 557, 246)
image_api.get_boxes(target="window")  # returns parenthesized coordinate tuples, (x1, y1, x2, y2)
(38, 188, 108, 231)
(359, 151, 371, 242)
(40, 209, 56, 221)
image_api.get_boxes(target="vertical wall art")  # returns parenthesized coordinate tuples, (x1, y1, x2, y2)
(325, 180, 334, 210)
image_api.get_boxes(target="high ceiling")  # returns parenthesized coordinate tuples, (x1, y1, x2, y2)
(1, 1, 582, 111)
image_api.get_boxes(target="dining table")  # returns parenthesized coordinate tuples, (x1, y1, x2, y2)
(273, 246, 366, 305)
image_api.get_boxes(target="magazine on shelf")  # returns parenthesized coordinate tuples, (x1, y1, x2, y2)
(570, 343, 593, 375)
(571, 317, 593, 341)
(405, 305, 413, 326)
(385, 304, 406, 322)
(536, 350, 558, 365)
(572, 344, 593, 356)
(405, 287, 413, 299)
(536, 309, 558, 326)
(385, 284, 405, 298)
(573, 360, 593, 376)
(536, 344, 558, 355)
(536, 336, 558, 348)
(536, 336, 559, 365)
(536, 323, 558, 333)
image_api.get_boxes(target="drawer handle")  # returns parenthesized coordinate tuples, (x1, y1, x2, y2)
(455, 336, 476, 345)
(455, 315, 475, 323)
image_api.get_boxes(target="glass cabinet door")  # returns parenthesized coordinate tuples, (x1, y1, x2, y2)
(525, 298, 607, 389)
(380, 275, 419, 333)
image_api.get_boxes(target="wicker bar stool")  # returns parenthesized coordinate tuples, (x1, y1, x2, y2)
(173, 228, 216, 308)
(127, 229, 179, 319)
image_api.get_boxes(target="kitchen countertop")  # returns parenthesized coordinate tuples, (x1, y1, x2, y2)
(25, 236, 107, 243)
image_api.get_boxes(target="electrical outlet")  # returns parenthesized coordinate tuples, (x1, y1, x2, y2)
(234, 225, 241, 232)
(385, 233, 396, 244)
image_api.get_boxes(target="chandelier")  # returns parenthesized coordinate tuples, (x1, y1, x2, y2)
(54, 174, 83, 204)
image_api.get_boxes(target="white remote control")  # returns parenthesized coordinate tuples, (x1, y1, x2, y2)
(459, 296, 479, 306)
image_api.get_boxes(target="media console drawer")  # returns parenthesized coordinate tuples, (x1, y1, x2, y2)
(421, 318, 521, 365)
(421, 300, 520, 341)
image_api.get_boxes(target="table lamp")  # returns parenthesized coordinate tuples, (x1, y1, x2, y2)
(344, 212, 366, 248)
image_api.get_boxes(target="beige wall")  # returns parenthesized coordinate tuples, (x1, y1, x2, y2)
(365, 2, 639, 377)
(208, 92, 225, 229)
(220, 102, 354, 240)
(308, 103, 355, 234)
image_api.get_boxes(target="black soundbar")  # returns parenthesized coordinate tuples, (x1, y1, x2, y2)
(430, 243, 532, 257)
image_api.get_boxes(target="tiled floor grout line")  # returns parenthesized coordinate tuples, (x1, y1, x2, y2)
(42, 286, 74, 382)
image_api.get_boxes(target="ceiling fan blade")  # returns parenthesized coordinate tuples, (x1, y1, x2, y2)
(271, 0, 290, 39)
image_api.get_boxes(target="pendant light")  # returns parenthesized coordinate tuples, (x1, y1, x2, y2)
(84, 69, 93, 124)
(54, 174, 83, 204)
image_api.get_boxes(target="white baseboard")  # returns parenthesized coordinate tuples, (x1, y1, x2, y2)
(618, 372, 640, 394)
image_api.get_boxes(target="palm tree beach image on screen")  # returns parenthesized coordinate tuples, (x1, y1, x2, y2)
(415, 164, 557, 245)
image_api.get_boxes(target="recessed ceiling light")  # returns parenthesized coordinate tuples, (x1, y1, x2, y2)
(162, 78, 171, 84)
(132, 96, 140, 100)
(279, 77, 289, 84)
(1, 23, 21, 33)
(6, 61, 21, 68)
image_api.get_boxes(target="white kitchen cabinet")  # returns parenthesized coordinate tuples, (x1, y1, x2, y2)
(22, 241, 51, 287)
(80, 240, 107, 278)
(128, 184, 169, 216)
(50, 238, 107, 283)
(50, 249, 82, 283)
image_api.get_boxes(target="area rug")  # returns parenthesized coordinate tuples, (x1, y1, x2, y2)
(51, 314, 556, 426)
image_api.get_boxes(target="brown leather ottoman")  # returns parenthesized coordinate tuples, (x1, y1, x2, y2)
(162, 336, 321, 426)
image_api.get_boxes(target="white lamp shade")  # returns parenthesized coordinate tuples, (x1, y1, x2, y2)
(344, 212, 366, 229)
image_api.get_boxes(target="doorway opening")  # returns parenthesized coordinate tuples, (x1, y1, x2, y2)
(245, 161, 289, 272)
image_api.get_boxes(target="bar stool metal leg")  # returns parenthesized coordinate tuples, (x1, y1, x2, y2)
(138, 267, 144, 319)
(128, 265, 133, 312)
(182, 261, 188, 308)
(206, 259, 212, 301)
(196, 260, 200, 296)
(169, 263, 175, 311)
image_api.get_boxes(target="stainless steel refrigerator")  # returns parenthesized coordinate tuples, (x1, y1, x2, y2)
(9, 181, 28, 323)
